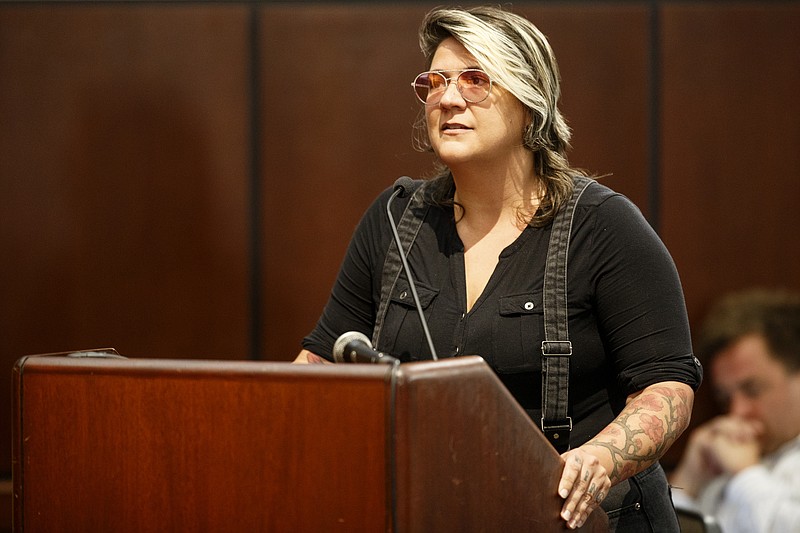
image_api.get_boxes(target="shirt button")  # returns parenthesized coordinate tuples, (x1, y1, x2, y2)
(399, 291, 407, 299)
(460, 313, 466, 320)
(524, 301, 535, 310)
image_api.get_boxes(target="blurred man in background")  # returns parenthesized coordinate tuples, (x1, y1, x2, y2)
(670, 288, 800, 532)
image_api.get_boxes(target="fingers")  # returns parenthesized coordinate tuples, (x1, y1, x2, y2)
(558, 451, 611, 530)
(701, 417, 764, 471)
(306, 353, 332, 364)
(707, 416, 761, 441)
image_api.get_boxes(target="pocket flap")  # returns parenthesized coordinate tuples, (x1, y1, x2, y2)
(499, 293, 542, 316)
(390, 280, 439, 309)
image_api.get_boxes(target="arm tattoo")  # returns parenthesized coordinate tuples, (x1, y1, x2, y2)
(585, 383, 692, 483)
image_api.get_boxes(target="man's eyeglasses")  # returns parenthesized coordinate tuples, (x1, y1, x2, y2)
(411, 69, 493, 105)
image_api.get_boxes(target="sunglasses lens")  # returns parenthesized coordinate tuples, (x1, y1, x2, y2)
(413, 72, 447, 104)
(458, 70, 491, 103)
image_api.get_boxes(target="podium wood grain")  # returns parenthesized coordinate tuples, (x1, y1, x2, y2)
(13, 354, 606, 532)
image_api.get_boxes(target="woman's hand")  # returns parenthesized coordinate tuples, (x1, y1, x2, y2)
(558, 381, 693, 528)
(558, 447, 611, 529)
(293, 349, 331, 364)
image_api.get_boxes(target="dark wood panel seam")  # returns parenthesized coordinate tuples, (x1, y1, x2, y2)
(647, 0, 662, 233)
(248, 6, 264, 360)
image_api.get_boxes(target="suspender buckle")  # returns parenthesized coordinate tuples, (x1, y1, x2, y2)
(541, 340, 572, 356)
(541, 417, 573, 453)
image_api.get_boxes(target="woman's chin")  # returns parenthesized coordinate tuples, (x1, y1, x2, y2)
(433, 147, 476, 168)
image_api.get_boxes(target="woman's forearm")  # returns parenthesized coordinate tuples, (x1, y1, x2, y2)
(583, 381, 694, 484)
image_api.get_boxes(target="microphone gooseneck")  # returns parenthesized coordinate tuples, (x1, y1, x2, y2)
(387, 177, 439, 360)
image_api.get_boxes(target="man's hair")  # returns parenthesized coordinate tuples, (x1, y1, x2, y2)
(698, 288, 800, 372)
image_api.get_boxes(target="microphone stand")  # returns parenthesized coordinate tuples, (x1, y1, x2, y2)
(387, 180, 438, 360)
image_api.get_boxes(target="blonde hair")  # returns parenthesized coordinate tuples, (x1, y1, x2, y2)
(415, 5, 583, 226)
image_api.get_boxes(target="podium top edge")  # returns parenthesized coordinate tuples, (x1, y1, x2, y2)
(13, 355, 392, 380)
(14, 353, 491, 381)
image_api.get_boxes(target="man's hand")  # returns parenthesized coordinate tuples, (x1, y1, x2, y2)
(704, 416, 763, 473)
(671, 415, 763, 497)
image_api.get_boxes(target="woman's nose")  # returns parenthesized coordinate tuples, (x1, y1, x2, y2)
(438, 80, 466, 107)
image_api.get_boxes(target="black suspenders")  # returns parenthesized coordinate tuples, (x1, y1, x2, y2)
(373, 176, 595, 453)
(540, 176, 595, 453)
(372, 182, 430, 348)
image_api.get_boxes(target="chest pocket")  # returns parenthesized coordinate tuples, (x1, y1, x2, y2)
(493, 292, 544, 373)
(389, 278, 438, 308)
(382, 279, 439, 360)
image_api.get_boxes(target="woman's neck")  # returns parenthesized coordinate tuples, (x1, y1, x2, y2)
(451, 160, 541, 231)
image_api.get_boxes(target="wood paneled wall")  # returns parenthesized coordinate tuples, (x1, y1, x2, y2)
(1, 0, 799, 498)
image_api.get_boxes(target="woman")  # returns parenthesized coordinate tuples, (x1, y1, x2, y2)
(296, 6, 701, 531)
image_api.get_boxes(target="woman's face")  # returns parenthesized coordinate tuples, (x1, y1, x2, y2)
(426, 37, 529, 170)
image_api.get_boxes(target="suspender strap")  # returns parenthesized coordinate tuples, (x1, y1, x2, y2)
(372, 182, 430, 348)
(541, 176, 595, 453)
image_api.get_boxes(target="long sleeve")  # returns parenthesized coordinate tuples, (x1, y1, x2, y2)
(716, 459, 800, 532)
(698, 437, 800, 533)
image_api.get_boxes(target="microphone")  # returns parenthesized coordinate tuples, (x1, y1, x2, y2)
(333, 331, 399, 364)
(386, 177, 438, 360)
(392, 175, 415, 198)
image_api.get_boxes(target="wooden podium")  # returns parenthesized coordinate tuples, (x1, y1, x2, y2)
(12, 351, 607, 532)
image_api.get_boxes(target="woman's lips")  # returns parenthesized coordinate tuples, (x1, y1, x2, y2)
(442, 122, 471, 132)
